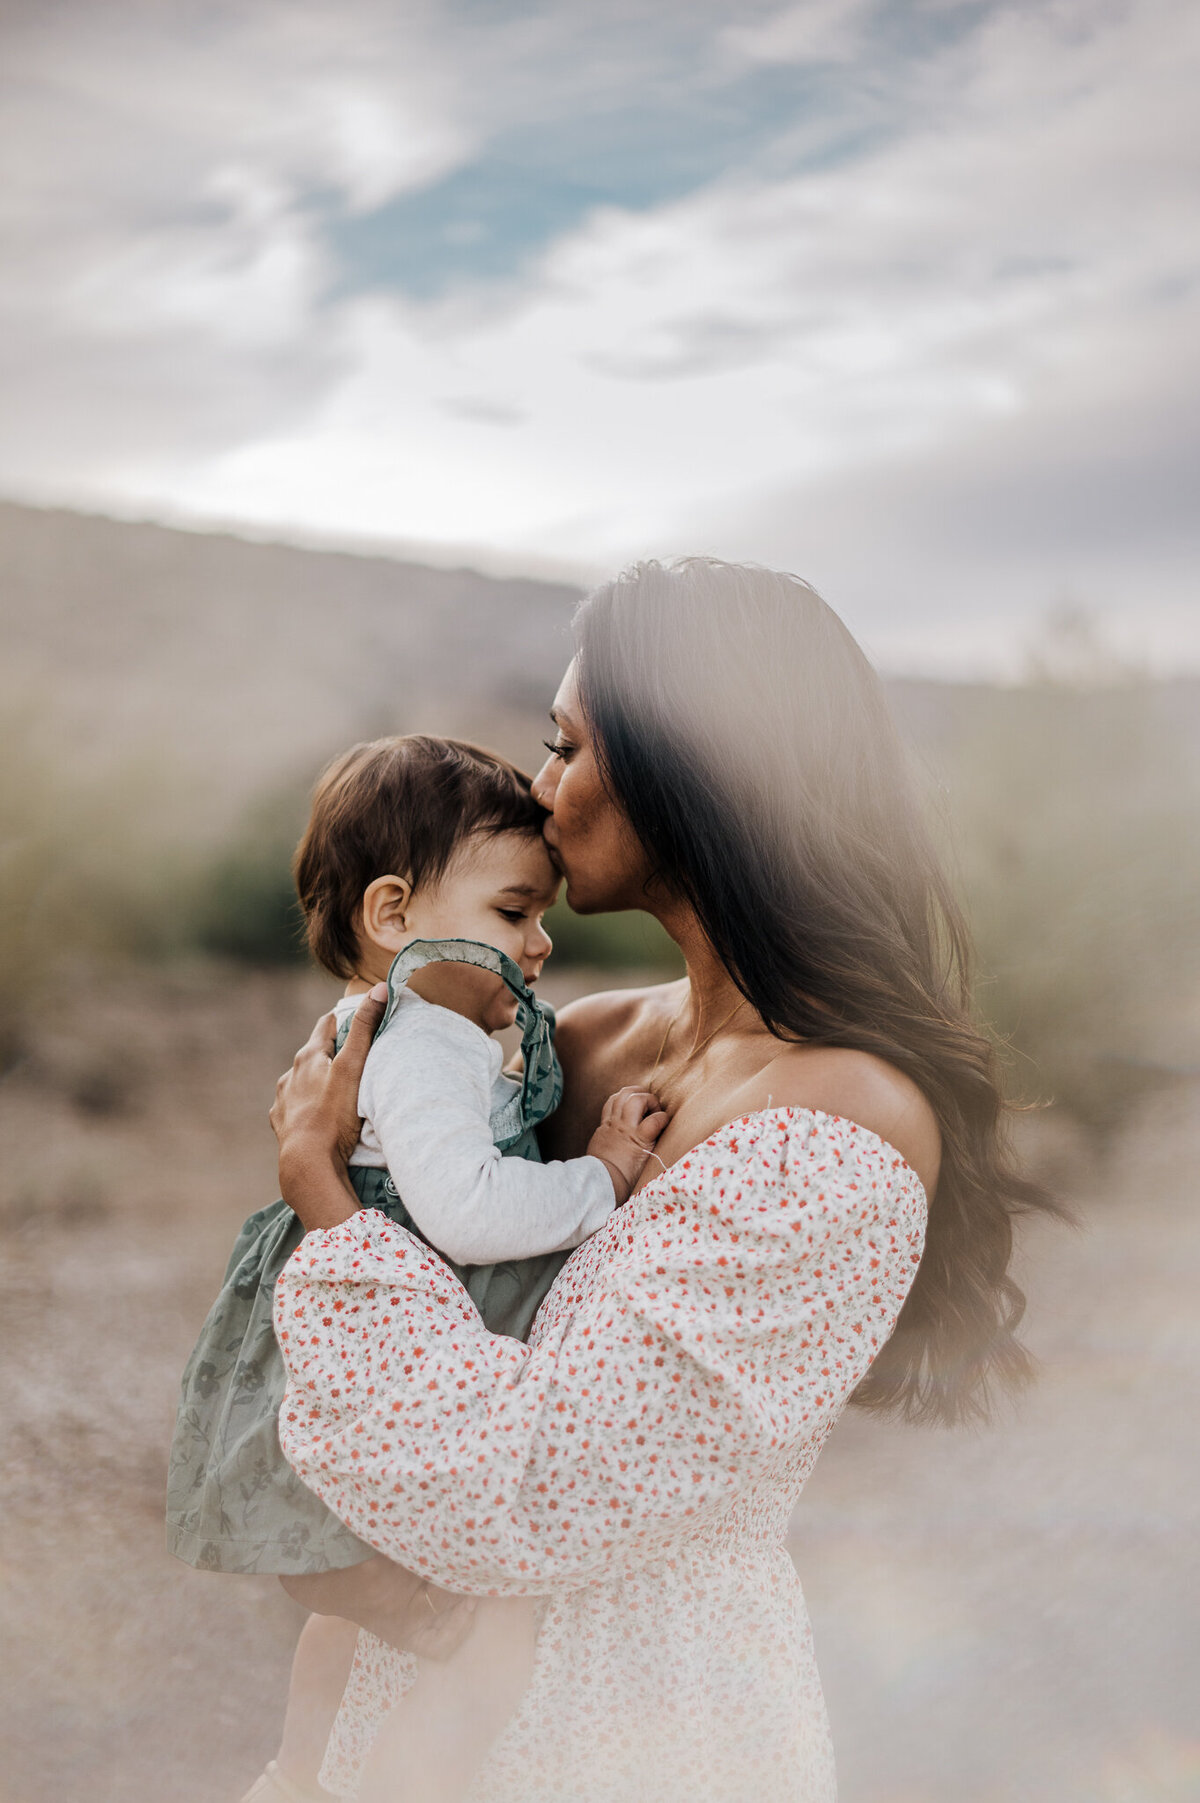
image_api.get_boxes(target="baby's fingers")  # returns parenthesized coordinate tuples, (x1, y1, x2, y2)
(606, 1086, 660, 1111)
(612, 1089, 665, 1132)
(408, 1591, 478, 1663)
(601, 1084, 652, 1127)
(638, 1109, 670, 1144)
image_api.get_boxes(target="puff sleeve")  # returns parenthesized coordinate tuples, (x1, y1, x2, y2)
(275, 1109, 926, 1596)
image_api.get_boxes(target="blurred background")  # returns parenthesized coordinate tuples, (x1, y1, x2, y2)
(0, 3, 1197, 1801)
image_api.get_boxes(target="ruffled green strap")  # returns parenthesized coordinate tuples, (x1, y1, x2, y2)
(377, 937, 562, 1143)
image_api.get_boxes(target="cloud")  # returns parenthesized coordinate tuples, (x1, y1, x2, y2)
(441, 396, 527, 427)
(718, 0, 876, 69)
(692, 315, 1200, 674)
(0, 0, 1196, 669)
(0, 0, 476, 478)
(588, 310, 792, 381)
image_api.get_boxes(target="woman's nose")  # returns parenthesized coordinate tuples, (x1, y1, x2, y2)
(531, 754, 558, 810)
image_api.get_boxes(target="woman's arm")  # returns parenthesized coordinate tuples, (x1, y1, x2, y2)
(280, 1557, 476, 1661)
(275, 1109, 926, 1597)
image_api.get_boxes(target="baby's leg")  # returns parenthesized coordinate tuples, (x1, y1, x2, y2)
(357, 1597, 540, 1803)
(274, 1613, 360, 1794)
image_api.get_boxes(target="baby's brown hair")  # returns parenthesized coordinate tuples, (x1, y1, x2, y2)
(293, 735, 546, 979)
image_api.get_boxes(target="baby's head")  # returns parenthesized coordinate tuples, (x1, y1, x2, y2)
(294, 735, 560, 1032)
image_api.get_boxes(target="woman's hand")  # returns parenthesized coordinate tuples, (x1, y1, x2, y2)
(281, 1558, 477, 1662)
(269, 983, 388, 1233)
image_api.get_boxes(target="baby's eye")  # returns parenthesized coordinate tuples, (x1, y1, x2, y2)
(497, 908, 527, 923)
(542, 737, 575, 762)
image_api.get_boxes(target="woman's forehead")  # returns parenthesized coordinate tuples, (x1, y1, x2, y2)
(550, 660, 581, 721)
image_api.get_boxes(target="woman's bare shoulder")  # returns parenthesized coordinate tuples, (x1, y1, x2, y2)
(740, 1042, 941, 1198)
(539, 979, 686, 1160)
(552, 978, 686, 1056)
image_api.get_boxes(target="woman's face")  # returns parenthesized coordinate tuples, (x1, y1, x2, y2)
(531, 661, 654, 914)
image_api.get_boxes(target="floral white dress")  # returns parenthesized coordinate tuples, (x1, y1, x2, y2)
(276, 1107, 927, 1802)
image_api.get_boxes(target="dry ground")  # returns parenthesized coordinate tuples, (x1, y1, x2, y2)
(0, 966, 1196, 1803)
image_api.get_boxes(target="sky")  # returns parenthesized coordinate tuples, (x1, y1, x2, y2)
(2, 0, 1197, 675)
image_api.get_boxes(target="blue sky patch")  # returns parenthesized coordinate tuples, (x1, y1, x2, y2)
(322, 60, 891, 301)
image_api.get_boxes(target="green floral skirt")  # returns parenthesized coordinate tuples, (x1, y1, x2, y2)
(165, 936, 568, 1575)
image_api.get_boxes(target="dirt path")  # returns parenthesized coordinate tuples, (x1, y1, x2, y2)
(1, 969, 1196, 1802)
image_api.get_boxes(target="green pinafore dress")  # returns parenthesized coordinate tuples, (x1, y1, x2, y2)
(165, 939, 568, 1575)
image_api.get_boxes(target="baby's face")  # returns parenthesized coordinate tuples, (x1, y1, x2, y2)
(402, 830, 561, 1032)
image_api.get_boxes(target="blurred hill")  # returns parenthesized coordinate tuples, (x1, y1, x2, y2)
(0, 499, 581, 828)
(2, 497, 1198, 1121)
(4, 496, 1199, 808)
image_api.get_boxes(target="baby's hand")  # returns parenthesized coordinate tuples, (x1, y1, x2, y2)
(587, 1086, 670, 1205)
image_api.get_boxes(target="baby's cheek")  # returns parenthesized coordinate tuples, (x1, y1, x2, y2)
(494, 988, 521, 1027)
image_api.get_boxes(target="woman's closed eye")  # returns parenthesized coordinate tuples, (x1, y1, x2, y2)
(542, 737, 575, 762)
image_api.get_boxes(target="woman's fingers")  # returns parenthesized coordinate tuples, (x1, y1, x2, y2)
(269, 987, 390, 1220)
(281, 1556, 477, 1658)
(279, 1552, 421, 1622)
(279, 1565, 377, 1616)
(302, 1007, 340, 1059)
(402, 1590, 479, 1663)
(361, 1579, 477, 1661)
(335, 982, 387, 1080)
(271, 1010, 337, 1123)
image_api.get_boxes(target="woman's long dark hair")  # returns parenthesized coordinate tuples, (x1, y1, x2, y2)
(575, 558, 1060, 1426)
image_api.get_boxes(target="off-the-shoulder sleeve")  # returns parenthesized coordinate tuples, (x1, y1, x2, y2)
(275, 1110, 925, 1596)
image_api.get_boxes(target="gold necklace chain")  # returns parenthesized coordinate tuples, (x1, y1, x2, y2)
(649, 993, 748, 1095)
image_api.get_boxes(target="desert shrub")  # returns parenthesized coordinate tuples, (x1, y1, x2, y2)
(0, 707, 180, 1066)
(541, 899, 682, 973)
(185, 792, 683, 974)
(189, 786, 311, 965)
(936, 677, 1200, 1131)
(4, 663, 1194, 1141)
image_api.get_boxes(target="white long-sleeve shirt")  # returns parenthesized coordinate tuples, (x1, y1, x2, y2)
(335, 989, 615, 1267)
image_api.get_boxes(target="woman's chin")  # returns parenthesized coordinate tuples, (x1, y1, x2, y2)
(561, 876, 605, 915)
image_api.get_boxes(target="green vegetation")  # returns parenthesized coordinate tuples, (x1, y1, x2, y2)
(940, 678, 1200, 1131)
(183, 789, 684, 974)
(541, 897, 683, 973)
(2, 675, 1196, 1130)
(188, 785, 312, 966)
(0, 709, 182, 1067)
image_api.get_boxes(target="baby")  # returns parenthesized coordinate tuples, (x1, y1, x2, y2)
(166, 734, 667, 1801)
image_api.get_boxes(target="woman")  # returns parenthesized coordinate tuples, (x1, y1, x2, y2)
(270, 559, 1049, 1801)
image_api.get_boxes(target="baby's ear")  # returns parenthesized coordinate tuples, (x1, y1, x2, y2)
(361, 873, 414, 950)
